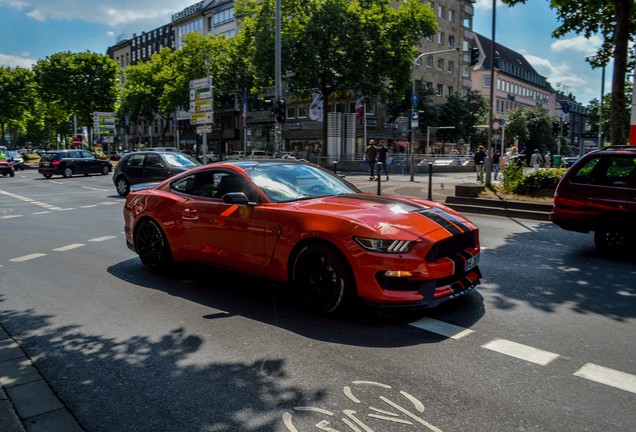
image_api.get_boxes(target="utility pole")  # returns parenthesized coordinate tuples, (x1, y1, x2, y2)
(485, 0, 497, 187)
(274, 0, 282, 151)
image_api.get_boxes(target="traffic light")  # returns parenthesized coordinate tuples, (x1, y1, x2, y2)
(563, 121, 570, 137)
(470, 47, 480, 66)
(552, 120, 560, 135)
(275, 98, 286, 123)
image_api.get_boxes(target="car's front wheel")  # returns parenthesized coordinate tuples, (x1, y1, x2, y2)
(63, 167, 74, 178)
(115, 177, 130, 196)
(135, 219, 172, 271)
(101, 165, 110, 175)
(594, 223, 633, 256)
(290, 242, 355, 315)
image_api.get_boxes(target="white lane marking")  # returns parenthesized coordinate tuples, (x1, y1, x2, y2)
(97, 201, 119, 206)
(53, 243, 86, 252)
(410, 317, 475, 340)
(482, 338, 559, 366)
(0, 215, 22, 219)
(574, 363, 636, 394)
(88, 235, 117, 242)
(9, 253, 47, 262)
(32, 211, 52, 215)
(82, 187, 109, 191)
(80, 205, 99, 208)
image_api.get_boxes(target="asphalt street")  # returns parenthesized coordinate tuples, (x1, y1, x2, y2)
(0, 168, 634, 432)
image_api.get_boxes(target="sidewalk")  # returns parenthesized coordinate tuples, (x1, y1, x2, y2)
(0, 325, 83, 432)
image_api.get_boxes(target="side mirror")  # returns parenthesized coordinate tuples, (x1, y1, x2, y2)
(222, 192, 253, 205)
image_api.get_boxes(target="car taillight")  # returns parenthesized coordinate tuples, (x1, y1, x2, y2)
(52, 161, 61, 166)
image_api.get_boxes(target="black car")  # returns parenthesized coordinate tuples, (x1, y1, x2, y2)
(38, 150, 112, 178)
(112, 151, 201, 196)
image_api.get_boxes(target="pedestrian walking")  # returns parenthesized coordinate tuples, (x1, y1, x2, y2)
(376, 140, 389, 181)
(544, 151, 551, 168)
(493, 150, 501, 180)
(531, 149, 544, 171)
(474, 145, 486, 181)
(365, 140, 378, 180)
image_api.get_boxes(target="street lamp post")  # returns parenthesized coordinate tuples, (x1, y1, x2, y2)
(411, 48, 460, 181)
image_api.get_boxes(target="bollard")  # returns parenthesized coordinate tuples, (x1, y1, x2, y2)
(376, 162, 382, 195)
(332, 161, 338, 174)
(428, 162, 433, 200)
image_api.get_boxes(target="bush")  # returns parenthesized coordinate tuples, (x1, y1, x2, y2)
(508, 168, 566, 195)
(501, 162, 524, 193)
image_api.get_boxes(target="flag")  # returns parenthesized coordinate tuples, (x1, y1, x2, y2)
(355, 98, 364, 125)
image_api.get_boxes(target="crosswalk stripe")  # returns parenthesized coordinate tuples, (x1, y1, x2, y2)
(482, 338, 559, 366)
(52, 244, 86, 252)
(574, 363, 636, 394)
(9, 253, 47, 262)
(409, 317, 475, 340)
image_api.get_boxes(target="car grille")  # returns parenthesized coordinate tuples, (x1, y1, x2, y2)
(425, 231, 476, 262)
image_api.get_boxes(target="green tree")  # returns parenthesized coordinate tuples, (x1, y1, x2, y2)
(0, 66, 37, 147)
(505, 106, 557, 156)
(437, 90, 489, 148)
(33, 52, 120, 145)
(502, 0, 635, 146)
(236, 0, 437, 154)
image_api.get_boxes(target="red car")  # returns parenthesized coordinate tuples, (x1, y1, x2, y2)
(551, 146, 636, 256)
(123, 160, 481, 314)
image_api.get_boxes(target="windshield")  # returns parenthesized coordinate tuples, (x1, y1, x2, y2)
(247, 163, 358, 203)
(163, 153, 200, 168)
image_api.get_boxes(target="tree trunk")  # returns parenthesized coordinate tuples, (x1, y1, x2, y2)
(609, 0, 631, 145)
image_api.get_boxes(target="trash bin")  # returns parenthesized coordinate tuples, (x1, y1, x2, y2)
(553, 155, 562, 168)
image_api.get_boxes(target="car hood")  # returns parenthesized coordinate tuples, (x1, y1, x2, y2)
(286, 193, 475, 238)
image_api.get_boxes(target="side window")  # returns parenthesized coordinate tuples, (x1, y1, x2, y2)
(81, 151, 95, 159)
(571, 158, 600, 184)
(216, 173, 257, 201)
(605, 157, 636, 186)
(171, 174, 195, 194)
(68, 151, 81, 158)
(146, 154, 163, 168)
(127, 154, 145, 167)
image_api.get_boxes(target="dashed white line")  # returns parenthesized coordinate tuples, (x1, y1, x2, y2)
(52, 243, 86, 252)
(88, 235, 117, 242)
(574, 363, 636, 394)
(0, 215, 22, 219)
(482, 338, 559, 366)
(80, 205, 99, 208)
(9, 253, 47, 262)
(409, 317, 475, 340)
(32, 211, 52, 215)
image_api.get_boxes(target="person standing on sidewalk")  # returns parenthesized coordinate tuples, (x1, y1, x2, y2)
(376, 140, 389, 181)
(531, 148, 544, 171)
(365, 140, 378, 180)
(474, 145, 486, 181)
(493, 150, 501, 180)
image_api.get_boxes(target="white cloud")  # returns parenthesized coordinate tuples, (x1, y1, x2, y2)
(474, 0, 505, 11)
(0, 53, 36, 68)
(0, 0, 193, 27)
(551, 35, 602, 58)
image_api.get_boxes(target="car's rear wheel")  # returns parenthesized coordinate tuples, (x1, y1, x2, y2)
(115, 177, 130, 196)
(135, 219, 172, 271)
(291, 242, 355, 315)
(101, 165, 110, 175)
(63, 167, 73, 178)
(594, 223, 633, 256)
(9, 168, 15, 177)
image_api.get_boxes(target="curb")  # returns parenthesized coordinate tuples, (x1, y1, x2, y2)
(444, 196, 553, 221)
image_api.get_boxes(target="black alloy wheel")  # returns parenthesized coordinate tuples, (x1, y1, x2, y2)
(594, 223, 633, 257)
(291, 243, 354, 315)
(135, 219, 172, 271)
(101, 164, 110, 175)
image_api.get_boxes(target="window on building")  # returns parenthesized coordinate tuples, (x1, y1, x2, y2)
(436, 84, 443, 96)
(438, 32, 444, 45)
(437, 58, 444, 70)
(286, 107, 296, 119)
(426, 55, 433, 68)
(426, 82, 433, 92)
(447, 61, 454, 73)
(448, 35, 455, 48)
(462, 65, 469, 77)
(483, 76, 491, 88)
(448, 86, 454, 97)
(438, 5, 445, 18)
(449, 10, 456, 22)
(463, 17, 472, 29)
(213, 8, 235, 26)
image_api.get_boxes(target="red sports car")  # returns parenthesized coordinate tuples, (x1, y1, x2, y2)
(123, 160, 481, 314)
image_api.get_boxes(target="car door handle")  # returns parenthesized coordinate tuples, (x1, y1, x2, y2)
(182, 208, 199, 220)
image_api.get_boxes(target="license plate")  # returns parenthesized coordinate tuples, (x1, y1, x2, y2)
(465, 253, 480, 271)
(43, 162, 50, 166)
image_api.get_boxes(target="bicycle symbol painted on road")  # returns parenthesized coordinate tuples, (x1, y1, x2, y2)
(283, 380, 444, 431)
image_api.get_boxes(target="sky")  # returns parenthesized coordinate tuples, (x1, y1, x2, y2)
(0, 0, 609, 106)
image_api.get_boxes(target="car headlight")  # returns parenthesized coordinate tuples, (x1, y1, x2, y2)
(354, 237, 413, 253)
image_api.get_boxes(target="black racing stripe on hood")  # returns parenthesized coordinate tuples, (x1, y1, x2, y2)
(340, 194, 470, 236)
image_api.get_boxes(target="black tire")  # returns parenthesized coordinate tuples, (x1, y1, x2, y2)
(101, 164, 110, 175)
(115, 177, 130, 196)
(594, 223, 633, 257)
(43, 174, 52, 179)
(291, 242, 355, 315)
(9, 168, 15, 177)
(63, 167, 74, 178)
(135, 219, 172, 271)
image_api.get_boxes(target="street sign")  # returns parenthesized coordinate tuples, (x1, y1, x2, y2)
(189, 77, 211, 89)
(189, 99, 213, 112)
(196, 125, 212, 134)
(190, 112, 213, 125)
(411, 93, 419, 107)
(190, 88, 212, 101)
(411, 112, 419, 128)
